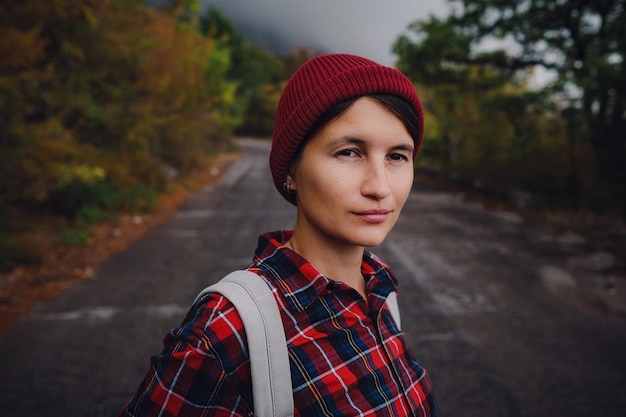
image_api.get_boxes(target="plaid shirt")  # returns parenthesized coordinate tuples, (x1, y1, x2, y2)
(119, 231, 436, 416)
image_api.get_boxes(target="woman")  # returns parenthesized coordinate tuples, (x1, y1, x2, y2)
(119, 54, 437, 416)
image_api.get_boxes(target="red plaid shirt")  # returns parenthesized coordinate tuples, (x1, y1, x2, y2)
(119, 230, 436, 416)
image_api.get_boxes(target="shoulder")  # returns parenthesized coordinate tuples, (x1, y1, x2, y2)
(172, 292, 249, 368)
(187, 269, 281, 349)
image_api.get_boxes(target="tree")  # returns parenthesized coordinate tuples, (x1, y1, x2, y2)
(0, 0, 239, 216)
(394, 0, 625, 208)
(0, 0, 264, 269)
(199, 7, 284, 136)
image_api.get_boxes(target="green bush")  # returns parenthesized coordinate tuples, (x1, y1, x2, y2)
(124, 183, 158, 213)
(0, 234, 41, 272)
(60, 227, 94, 247)
(76, 204, 102, 225)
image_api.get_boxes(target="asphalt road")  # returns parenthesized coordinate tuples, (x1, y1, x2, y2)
(1, 138, 625, 417)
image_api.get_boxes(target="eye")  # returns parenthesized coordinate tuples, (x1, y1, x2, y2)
(388, 153, 410, 162)
(336, 149, 360, 158)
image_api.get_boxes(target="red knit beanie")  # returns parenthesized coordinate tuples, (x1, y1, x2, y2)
(270, 53, 424, 205)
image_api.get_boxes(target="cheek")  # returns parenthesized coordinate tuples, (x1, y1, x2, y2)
(308, 172, 350, 203)
(393, 170, 414, 203)
(295, 158, 349, 198)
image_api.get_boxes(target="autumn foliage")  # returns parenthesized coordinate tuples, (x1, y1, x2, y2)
(0, 0, 287, 270)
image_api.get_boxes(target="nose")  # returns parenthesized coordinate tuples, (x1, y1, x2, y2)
(361, 161, 391, 200)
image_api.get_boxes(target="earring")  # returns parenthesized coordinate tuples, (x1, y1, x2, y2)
(283, 180, 295, 194)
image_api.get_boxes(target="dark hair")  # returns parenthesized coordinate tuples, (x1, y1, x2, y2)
(291, 94, 421, 163)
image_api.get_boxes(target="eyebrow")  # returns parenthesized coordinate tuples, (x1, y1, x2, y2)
(325, 136, 414, 154)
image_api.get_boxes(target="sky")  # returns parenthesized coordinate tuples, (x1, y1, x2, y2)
(199, 0, 450, 67)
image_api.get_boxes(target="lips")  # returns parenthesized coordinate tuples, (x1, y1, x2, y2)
(353, 209, 391, 223)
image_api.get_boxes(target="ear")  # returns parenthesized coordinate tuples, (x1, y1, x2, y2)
(286, 171, 297, 191)
(286, 161, 299, 191)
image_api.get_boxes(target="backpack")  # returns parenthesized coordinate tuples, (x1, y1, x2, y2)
(194, 270, 402, 417)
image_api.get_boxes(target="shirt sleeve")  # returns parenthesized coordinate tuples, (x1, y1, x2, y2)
(117, 294, 254, 417)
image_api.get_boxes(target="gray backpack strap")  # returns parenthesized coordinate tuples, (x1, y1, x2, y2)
(195, 270, 294, 417)
(385, 291, 401, 330)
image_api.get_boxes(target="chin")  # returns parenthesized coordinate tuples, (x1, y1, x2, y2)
(349, 231, 390, 248)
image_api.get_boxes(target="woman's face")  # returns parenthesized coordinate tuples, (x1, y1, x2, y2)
(288, 96, 415, 249)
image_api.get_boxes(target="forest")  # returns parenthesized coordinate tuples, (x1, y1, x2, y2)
(1, 0, 624, 272)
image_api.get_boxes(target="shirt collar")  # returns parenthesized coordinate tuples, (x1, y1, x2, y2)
(251, 231, 398, 313)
